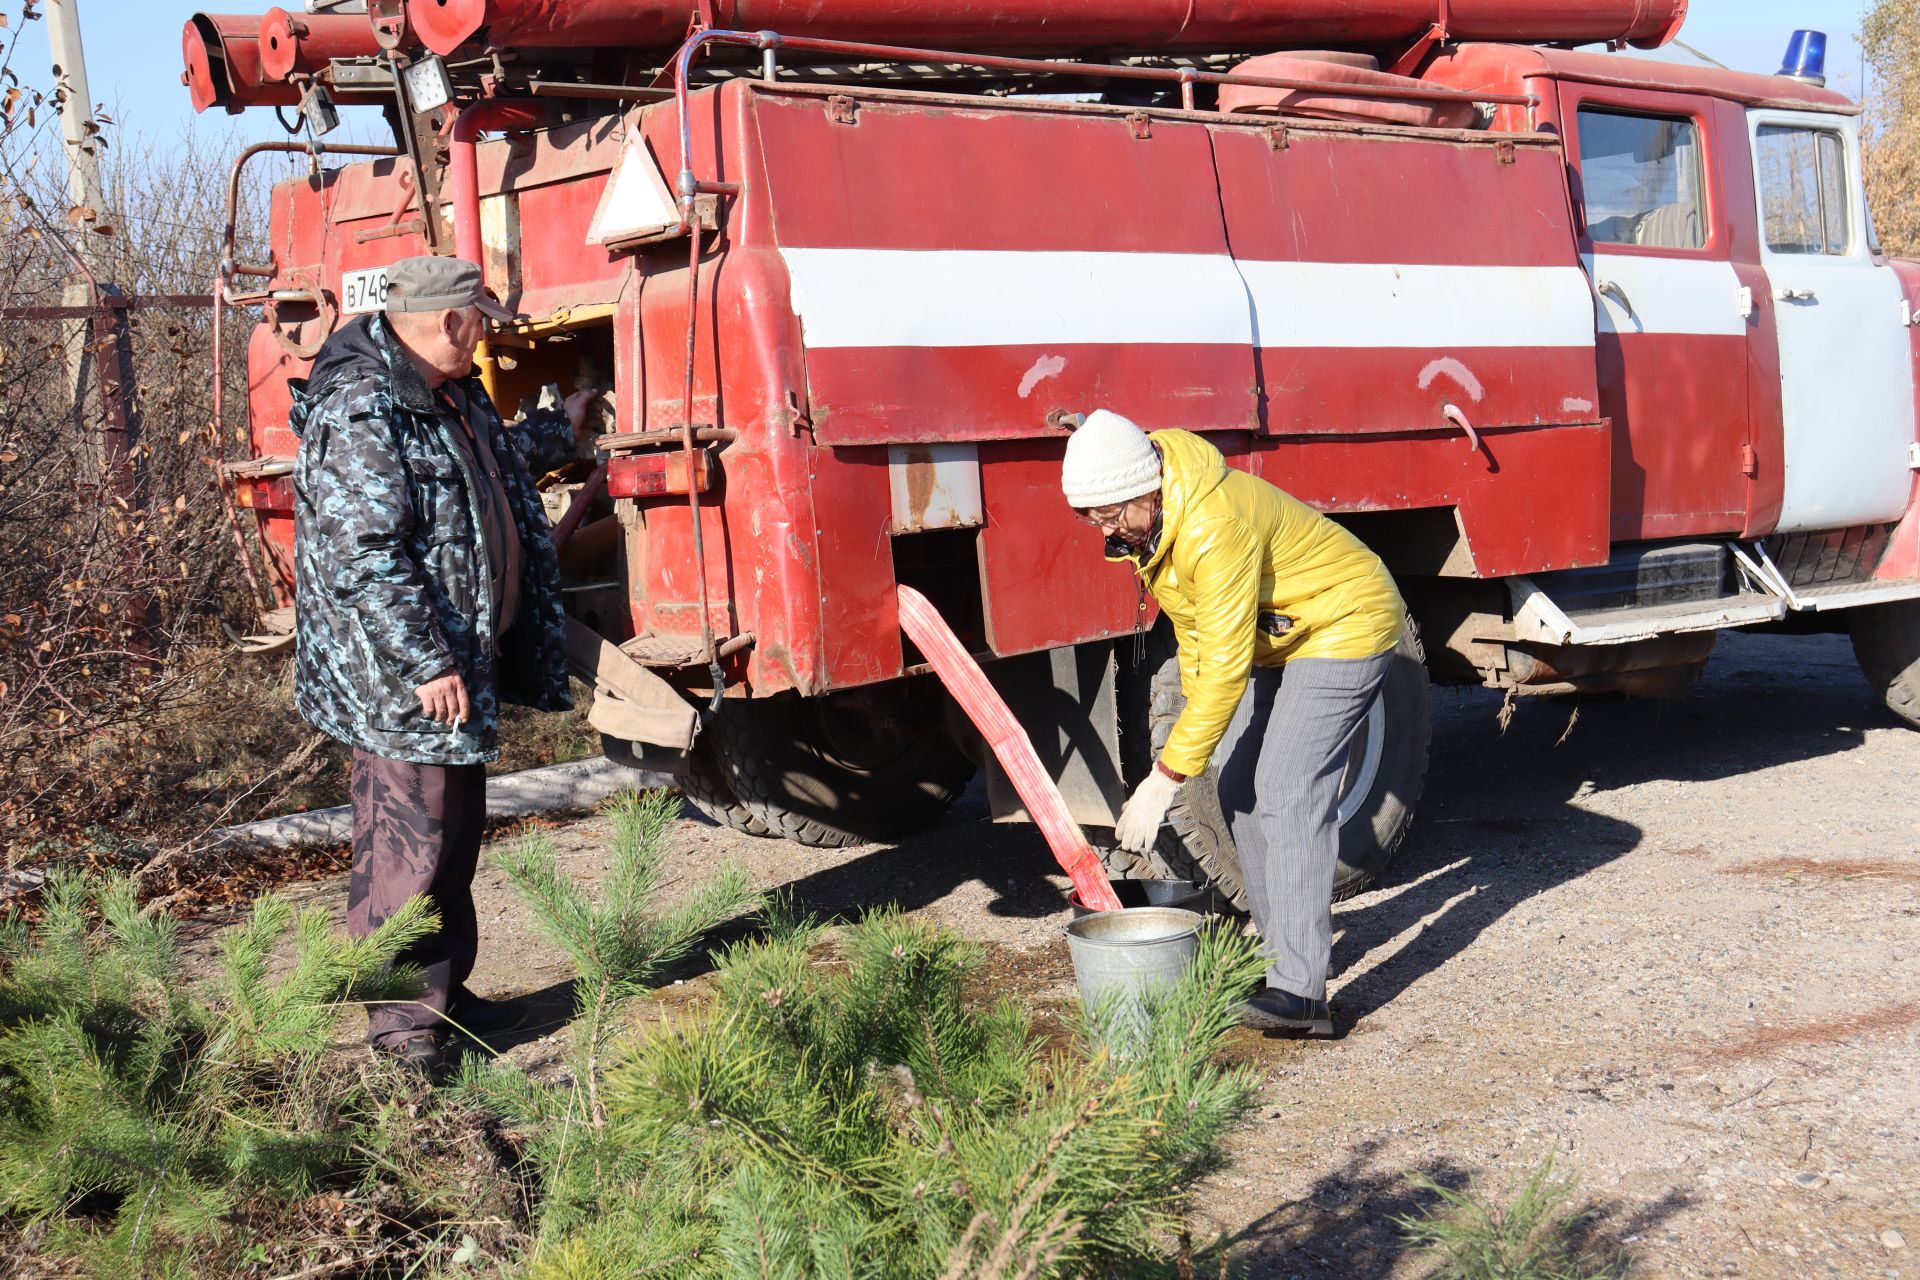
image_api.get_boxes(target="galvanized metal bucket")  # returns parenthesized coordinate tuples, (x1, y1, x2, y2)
(1065, 906, 1203, 1054)
(1068, 877, 1213, 919)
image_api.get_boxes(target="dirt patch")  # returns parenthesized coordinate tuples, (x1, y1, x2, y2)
(1689, 1000, 1920, 1066)
(1724, 856, 1920, 884)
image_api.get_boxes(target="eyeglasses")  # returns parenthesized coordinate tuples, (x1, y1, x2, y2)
(1073, 494, 1159, 528)
(1073, 502, 1131, 528)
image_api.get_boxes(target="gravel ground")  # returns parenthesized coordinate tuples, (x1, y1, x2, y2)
(210, 630, 1920, 1278)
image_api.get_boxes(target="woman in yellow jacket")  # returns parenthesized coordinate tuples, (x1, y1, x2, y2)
(1061, 410, 1406, 1035)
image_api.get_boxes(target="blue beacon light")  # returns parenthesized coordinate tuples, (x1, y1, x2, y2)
(1779, 29, 1828, 87)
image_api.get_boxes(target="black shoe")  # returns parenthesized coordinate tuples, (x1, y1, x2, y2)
(377, 1033, 448, 1081)
(1239, 987, 1335, 1037)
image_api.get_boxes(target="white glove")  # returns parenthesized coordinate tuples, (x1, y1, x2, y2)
(1114, 769, 1180, 854)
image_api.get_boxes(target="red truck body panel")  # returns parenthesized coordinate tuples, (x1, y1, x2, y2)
(233, 28, 1918, 699)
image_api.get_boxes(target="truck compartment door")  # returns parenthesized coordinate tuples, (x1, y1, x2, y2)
(1207, 120, 1609, 578)
(1748, 110, 1916, 534)
(755, 91, 1259, 446)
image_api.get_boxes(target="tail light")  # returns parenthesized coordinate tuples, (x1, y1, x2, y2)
(234, 476, 294, 514)
(607, 449, 714, 498)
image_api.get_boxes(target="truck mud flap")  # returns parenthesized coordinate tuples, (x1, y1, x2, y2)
(564, 617, 699, 751)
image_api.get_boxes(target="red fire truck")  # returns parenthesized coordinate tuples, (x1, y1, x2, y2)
(189, 2, 1920, 906)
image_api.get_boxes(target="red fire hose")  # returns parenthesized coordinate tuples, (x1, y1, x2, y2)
(896, 586, 1123, 912)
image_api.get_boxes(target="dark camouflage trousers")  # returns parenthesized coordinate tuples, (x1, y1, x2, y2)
(347, 749, 486, 1047)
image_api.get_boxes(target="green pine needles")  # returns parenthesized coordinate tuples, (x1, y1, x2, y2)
(477, 898, 1269, 1279)
(1396, 1153, 1626, 1280)
(492, 788, 760, 1045)
(0, 871, 436, 1273)
(3, 786, 1271, 1278)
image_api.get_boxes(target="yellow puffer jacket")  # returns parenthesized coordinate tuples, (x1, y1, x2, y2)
(1113, 430, 1406, 777)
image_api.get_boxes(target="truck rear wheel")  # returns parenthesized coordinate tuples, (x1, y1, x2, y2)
(1850, 600, 1920, 728)
(1115, 619, 1431, 907)
(703, 682, 978, 848)
(602, 732, 776, 837)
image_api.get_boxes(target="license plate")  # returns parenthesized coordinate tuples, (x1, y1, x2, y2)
(340, 267, 389, 315)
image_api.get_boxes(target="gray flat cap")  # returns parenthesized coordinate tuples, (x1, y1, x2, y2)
(383, 256, 516, 322)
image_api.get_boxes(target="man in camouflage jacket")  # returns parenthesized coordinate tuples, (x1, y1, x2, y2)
(290, 256, 592, 1072)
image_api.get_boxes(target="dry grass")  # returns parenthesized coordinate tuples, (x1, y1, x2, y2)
(1723, 856, 1920, 885)
(1689, 1001, 1920, 1065)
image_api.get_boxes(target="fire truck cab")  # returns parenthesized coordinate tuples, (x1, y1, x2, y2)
(193, 3, 1920, 907)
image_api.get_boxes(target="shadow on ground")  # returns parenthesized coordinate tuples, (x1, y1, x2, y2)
(1223, 1139, 1694, 1277)
(1327, 632, 1880, 1027)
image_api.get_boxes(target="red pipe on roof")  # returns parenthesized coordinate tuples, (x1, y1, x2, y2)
(259, 8, 387, 82)
(183, 13, 299, 113)
(406, 0, 1687, 57)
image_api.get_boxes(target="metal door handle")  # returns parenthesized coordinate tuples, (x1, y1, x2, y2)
(1443, 403, 1491, 467)
(1775, 287, 1817, 303)
(1597, 279, 1633, 311)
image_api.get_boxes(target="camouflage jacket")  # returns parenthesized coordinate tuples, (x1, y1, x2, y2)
(289, 313, 574, 765)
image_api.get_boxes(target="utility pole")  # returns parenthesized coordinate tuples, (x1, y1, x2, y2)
(44, 0, 151, 651)
(45, 0, 115, 453)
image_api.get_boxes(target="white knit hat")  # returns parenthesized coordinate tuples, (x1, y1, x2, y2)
(1060, 410, 1161, 508)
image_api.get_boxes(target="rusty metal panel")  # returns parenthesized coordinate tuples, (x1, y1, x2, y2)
(810, 446, 905, 690)
(1209, 122, 1599, 441)
(977, 439, 1142, 656)
(888, 444, 982, 534)
(1244, 422, 1613, 577)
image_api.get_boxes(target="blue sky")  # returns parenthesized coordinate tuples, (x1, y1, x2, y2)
(0, 0, 1872, 149)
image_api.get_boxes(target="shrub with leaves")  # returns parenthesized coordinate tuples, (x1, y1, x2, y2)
(0, 871, 436, 1274)
(469, 892, 1267, 1279)
(1396, 1152, 1625, 1280)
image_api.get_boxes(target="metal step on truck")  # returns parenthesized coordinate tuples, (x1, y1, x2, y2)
(192, 1, 1920, 904)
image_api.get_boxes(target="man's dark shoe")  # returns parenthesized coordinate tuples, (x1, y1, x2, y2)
(377, 1033, 448, 1081)
(1240, 987, 1335, 1037)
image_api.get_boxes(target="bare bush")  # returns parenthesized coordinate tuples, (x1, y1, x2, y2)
(0, 7, 298, 864)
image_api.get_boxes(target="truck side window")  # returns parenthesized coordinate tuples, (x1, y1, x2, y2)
(1755, 125, 1849, 255)
(1576, 109, 1706, 250)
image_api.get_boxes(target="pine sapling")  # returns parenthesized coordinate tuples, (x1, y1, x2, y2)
(490, 788, 761, 1084)
(1396, 1151, 1626, 1280)
(0, 873, 441, 1274)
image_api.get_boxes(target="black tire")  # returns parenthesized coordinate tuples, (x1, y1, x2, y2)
(1115, 618, 1431, 908)
(681, 738, 781, 838)
(1850, 600, 1920, 728)
(704, 681, 978, 848)
(600, 731, 777, 837)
